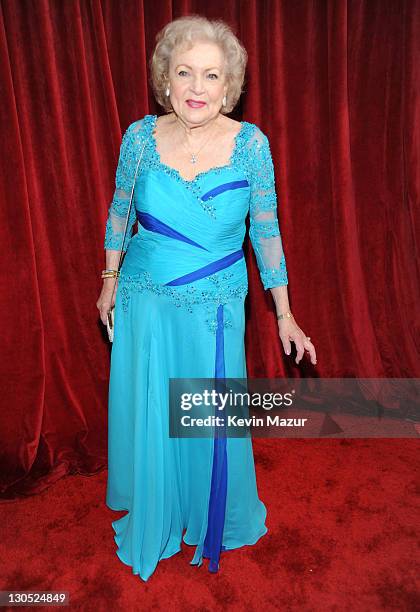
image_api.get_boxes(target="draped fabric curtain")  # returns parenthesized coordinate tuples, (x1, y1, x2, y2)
(0, 0, 418, 499)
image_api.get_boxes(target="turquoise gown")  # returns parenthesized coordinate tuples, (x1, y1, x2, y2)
(104, 113, 288, 581)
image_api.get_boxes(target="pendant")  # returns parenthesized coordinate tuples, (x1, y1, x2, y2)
(191, 154, 197, 164)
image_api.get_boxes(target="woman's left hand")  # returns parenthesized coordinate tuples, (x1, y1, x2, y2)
(278, 317, 317, 365)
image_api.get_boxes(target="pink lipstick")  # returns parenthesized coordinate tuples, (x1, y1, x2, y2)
(186, 100, 206, 108)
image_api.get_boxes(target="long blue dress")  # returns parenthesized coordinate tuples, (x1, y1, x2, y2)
(104, 113, 288, 581)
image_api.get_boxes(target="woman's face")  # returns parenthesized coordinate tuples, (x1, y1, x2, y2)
(167, 41, 228, 126)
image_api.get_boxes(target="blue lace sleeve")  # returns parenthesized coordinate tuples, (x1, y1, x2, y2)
(248, 127, 288, 289)
(104, 119, 143, 252)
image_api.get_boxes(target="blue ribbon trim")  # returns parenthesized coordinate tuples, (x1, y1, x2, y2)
(203, 303, 228, 573)
(136, 210, 208, 251)
(165, 249, 244, 286)
(201, 180, 249, 202)
(201, 179, 249, 201)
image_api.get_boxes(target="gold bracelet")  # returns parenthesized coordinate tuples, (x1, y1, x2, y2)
(277, 310, 293, 320)
(101, 270, 120, 279)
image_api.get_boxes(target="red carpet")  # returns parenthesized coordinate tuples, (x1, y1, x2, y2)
(0, 438, 418, 611)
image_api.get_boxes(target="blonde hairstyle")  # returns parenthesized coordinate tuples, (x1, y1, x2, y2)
(149, 15, 248, 114)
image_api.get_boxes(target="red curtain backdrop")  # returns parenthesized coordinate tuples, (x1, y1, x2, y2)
(0, 0, 418, 499)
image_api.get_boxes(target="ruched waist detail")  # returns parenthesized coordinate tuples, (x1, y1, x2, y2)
(121, 232, 247, 290)
(117, 209, 248, 312)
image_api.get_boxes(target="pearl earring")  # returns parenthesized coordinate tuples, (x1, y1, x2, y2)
(165, 86, 170, 96)
(222, 94, 227, 106)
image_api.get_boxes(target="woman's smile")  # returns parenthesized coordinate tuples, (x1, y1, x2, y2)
(186, 99, 207, 108)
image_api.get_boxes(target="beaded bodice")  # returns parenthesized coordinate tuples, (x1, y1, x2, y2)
(104, 114, 288, 327)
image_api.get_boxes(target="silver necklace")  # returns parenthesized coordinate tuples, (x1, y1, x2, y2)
(178, 118, 220, 164)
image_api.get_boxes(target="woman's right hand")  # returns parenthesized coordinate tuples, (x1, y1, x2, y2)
(96, 279, 118, 325)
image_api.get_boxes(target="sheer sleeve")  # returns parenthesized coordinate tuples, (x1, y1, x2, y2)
(248, 127, 288, 289)
(104, 119, 143, 252)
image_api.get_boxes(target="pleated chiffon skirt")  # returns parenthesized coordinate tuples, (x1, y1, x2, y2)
(106, 283, 268, 581)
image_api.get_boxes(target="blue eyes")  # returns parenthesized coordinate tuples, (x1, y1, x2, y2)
(178, 70, 218, 79)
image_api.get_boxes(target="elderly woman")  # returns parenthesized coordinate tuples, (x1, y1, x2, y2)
(97, 15, 316, 581)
